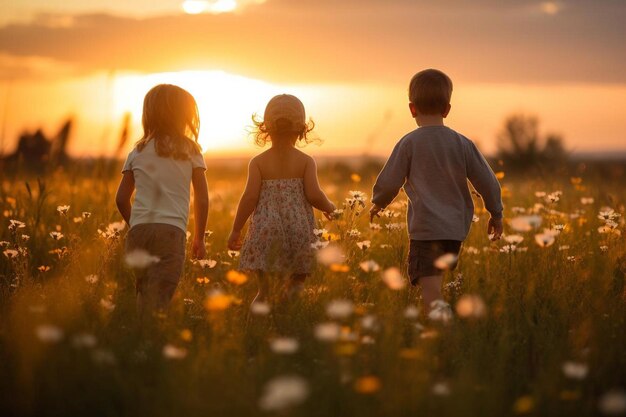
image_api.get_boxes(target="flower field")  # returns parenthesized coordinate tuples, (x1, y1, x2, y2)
(1, 162, 625, 417)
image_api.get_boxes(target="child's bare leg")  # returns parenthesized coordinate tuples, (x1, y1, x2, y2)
(288, 273, 307, 295)
(246, 271, 270, 339)
(136, 288, 159, 337)
(280, 273, 307, 302)
(136, 281, 163, 326)
(419, 274, 443, 314)
(252, 271, 269, 304)
(136, 273, 156, 325)
(136, 292, 146, 321)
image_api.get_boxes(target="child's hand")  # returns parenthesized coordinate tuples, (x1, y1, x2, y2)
(369, 204, 382, 222)
(228, 230, 243, 251)
(323, 202, 337, 221)
(192, 236, 206, 259)
(487, 217, 503, 241)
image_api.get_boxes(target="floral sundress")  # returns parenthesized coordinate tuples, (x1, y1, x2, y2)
(239, 178, 316, 274)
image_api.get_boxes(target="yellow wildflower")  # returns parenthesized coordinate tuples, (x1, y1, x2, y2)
(354, 376, 381, 394)
(226, 270, 248, 285)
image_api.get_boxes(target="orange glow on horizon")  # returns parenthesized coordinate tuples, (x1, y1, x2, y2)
(2, 70, 626, 158)
(113, 70, 281, 152)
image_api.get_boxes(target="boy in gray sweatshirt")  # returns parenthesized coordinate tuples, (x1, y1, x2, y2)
(370, 69, 503, 316)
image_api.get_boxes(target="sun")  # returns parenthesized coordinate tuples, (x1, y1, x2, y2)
(182, 0, 238, 15)
(113, 70, 280, 153)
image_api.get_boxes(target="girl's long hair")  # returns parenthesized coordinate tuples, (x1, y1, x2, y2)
(136, 84, 201, 159)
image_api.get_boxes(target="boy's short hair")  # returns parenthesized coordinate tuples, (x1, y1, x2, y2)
(408, 69, 453, 115)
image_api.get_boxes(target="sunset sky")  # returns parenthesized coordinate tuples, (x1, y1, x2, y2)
(0, 0, 625, 157)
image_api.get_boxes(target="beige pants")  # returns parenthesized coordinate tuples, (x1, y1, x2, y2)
(125, 223, 186, 316)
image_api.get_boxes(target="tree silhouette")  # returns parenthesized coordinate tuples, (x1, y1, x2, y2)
(496, 114, 567, 171)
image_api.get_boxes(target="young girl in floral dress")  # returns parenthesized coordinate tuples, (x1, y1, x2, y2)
(228, 94, 335, 303)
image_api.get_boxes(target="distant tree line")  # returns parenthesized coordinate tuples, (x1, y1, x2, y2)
(495, 114, 568, 172)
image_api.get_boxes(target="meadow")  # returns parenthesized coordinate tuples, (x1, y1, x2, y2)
(0, 160, 625, 417)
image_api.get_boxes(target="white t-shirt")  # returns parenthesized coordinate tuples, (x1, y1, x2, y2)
(122, 139, 207, 232)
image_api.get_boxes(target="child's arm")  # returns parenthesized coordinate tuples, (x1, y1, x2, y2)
(115, 171, 135, 225)
(370, 140, 410, 221)
(303, 156, 336, 217)
(228, 159, 263, 250)
(191, 168, 209, 259)
(465, 141, 504, 240)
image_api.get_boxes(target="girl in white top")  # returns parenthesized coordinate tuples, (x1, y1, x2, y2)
(116, 84, 209, 320)
(228, 94, 336, 303)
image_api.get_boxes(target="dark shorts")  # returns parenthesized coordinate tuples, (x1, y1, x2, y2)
(125, 223, 186, 308)
(407, 239, 462, 285)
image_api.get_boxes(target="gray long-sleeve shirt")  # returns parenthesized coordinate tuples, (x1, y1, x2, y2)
(372, 125, 503, 241)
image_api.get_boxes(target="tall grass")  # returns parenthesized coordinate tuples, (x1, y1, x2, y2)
(0, 163, 624, 417)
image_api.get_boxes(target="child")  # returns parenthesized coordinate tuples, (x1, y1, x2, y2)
(116, 84, 209, 320)
(370, 69, 503, 317)
(228, 94, 336, 302)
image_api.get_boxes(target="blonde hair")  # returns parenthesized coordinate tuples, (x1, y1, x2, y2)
(408, 69, 453, 115)
(250, 114, 318, 147)
(136, 84, 201, 159)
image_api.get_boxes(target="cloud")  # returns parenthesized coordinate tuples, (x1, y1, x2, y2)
(0, 0, 624, 83)
(0, 53, 75, 79)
